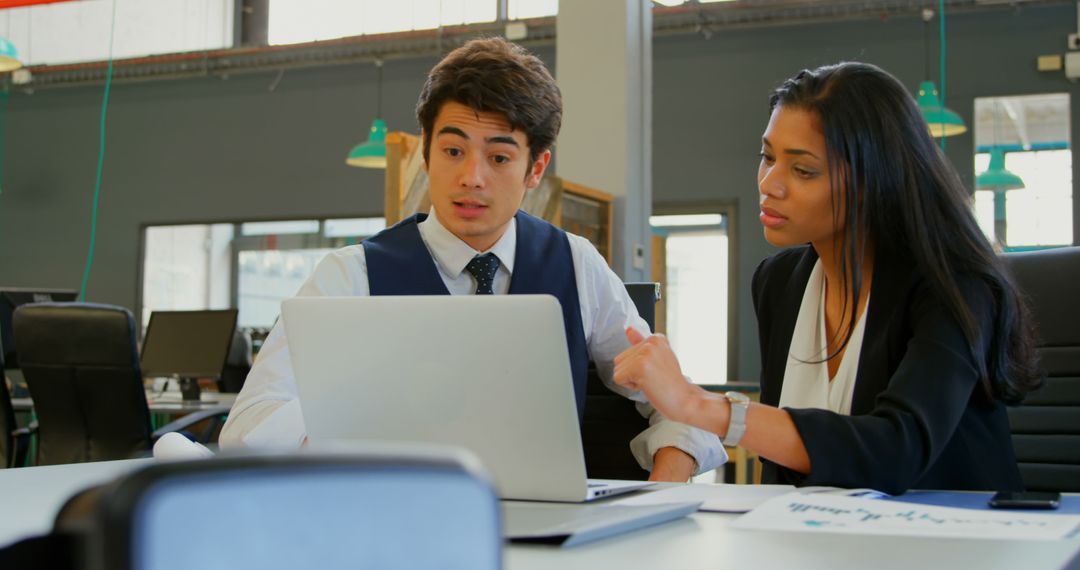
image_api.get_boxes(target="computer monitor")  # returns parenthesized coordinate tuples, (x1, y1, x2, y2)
(140, 310, 238, 399)
(0, 287, 78, 369)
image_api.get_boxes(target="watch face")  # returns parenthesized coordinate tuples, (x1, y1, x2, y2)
(726, 391, 750, 405)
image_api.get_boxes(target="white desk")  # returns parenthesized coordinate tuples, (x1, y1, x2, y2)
(1, 460, 1078, 569)
(0, 460, 150, 546)
(507, 509, 1080, 569)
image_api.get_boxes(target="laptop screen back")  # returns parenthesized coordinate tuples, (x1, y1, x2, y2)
(282, 295, 589, 501)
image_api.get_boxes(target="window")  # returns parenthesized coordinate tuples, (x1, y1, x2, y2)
(141, 223, 234, 327)
(972, 94, 1072, 248)
(507, 0, 557, 20)
(237, 247, 334, 328)
(268, 0, 496, 45)
(0, 0, 233, 67)
(241, 220, 320, 236)
(650, 212, 731, 385)
(141, 217, 385, 331)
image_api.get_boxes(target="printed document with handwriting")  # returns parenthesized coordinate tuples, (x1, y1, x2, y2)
(733, 492, 1080, 541)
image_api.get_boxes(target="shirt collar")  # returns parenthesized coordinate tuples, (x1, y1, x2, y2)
(417, 208, 517, 278)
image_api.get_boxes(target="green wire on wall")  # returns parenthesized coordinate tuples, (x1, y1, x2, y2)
(0, 89, 7, 199)
(78, 0, 118, 302)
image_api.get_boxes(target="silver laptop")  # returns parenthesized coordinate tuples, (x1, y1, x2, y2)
(282, 295, 652, 503)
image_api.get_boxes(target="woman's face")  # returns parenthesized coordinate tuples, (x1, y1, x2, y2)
(757, 105, 843, 249)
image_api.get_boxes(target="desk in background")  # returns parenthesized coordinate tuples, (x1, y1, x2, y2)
(142, 391, 238, 415)
(9, 392, 235, 466)
(11, 391, 237, 415)
(0, 460, 1076, 570)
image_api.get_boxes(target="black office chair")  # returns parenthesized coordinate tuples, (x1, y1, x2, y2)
(1004, 247, 1080, 492)
(13, 303, 227, 465)
(581, 282, 660, 481)
(0, 357, 33, 469)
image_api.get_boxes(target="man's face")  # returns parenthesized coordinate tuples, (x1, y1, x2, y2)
(424, 101, 551, 252)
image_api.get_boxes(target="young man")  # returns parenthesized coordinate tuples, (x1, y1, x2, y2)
(220, 37, 724, 482)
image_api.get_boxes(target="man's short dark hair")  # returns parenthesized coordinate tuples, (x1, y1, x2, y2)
(416, 37, 562, 165)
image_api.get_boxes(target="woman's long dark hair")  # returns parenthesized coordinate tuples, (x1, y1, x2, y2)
(769, 62, 1041, 404)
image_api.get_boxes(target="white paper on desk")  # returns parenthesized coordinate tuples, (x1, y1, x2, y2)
(733, 492, 1080, 541)
(617, 484, 796, 513)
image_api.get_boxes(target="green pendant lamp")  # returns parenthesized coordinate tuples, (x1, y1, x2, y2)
(917, 6, 966, 139)
(0, 36, 22, 73)
(346, 60, 388, 169)
(917, 80, 967, 137)
(976, 147, 1024, 191)
(346, 118, 387, 168)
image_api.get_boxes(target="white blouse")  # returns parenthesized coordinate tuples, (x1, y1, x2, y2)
(778, 259, 869, 415)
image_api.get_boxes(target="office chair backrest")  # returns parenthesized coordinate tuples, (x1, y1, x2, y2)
(0, 356, 16, 468)
(1004, 247, 1080, 492)
(13, 303, 152, 465)
(581, 282, 661, 481)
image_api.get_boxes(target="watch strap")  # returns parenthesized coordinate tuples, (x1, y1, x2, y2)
(722, 392, 749, 447)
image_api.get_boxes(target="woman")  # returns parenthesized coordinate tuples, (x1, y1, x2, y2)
(614, 62, 1042, 494)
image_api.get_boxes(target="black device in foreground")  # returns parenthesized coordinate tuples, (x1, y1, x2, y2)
(0, 448, 500, 570)
(988, 491, 1061, 510)
(140, 309, 238, 401)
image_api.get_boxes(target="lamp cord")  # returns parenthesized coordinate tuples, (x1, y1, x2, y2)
(923, 11, 930, 85)
(78, 0, 117, 302)
(375, 59, 383, 118)
(938, 0, 947, 151)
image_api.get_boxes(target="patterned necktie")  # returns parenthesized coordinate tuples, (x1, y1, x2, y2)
(465, 253, 500, 295)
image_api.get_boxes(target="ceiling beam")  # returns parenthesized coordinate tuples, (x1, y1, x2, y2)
(2, 0, 1065, 90)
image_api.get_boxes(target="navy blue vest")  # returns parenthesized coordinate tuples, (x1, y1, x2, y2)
(363, 211, 590, 418)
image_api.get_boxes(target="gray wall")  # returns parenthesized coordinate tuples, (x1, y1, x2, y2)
(0, 53, 446, 307)
(1, 4, 1076, 382)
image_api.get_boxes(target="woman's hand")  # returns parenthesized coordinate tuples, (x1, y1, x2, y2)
(613, 327, 702, 423)
(615, 329, 812, 475)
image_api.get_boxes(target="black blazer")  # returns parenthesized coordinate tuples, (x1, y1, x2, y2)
(753, 246, 1022, 494)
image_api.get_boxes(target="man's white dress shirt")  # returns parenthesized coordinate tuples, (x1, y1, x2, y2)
(220, 210, 726, 474)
